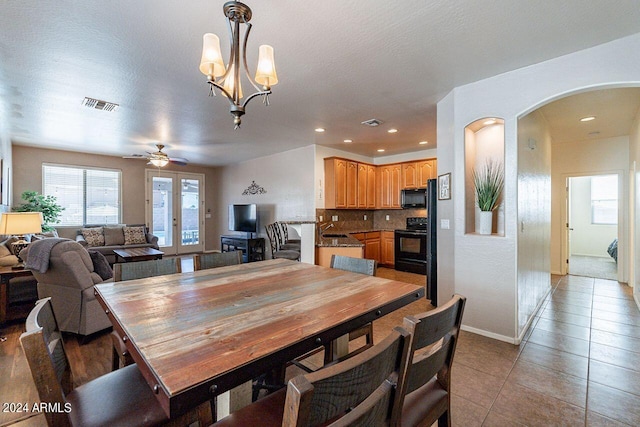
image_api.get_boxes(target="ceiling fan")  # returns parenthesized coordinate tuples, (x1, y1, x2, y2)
(123, 144, 189, 167)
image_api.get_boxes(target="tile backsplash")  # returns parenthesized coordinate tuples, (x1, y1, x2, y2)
(316, 208, 426, 231)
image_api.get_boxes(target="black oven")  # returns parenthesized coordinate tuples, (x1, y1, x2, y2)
(394, 228, 427, 274)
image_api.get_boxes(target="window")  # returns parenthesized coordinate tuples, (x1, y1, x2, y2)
(591, 175, 617, 225)
(43, 164, 121, 226)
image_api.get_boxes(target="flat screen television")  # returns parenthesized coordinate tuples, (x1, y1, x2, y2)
(229, 204, 257, 234)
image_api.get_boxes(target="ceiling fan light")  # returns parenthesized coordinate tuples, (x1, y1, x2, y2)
(199, 33, 226, 78)
(255, 45, 278, 87)
(150, 158, 169, 168)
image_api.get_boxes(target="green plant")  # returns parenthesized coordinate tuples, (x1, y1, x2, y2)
(12, 191, 64, 232)
(472, 160, 504, 211)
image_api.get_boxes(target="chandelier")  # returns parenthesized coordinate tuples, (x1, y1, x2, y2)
(199, 1, 278, 129)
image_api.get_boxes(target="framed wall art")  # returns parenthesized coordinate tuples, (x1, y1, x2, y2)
(438, 172, 451, 200)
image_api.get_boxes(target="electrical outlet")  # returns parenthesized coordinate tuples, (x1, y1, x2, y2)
(318, 215, 323, 222)
(385, 215, 390, 221)
(363, 215, 367, 220)
(441, 219, 450, 229)
(332, 215, 338, 221)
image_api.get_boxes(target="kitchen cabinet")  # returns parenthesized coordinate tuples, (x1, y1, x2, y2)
(352, 232, 381, 263)
(346, 161, 358, 208)
(417, 159, 437, 187)
(402, 162, 418, 188)
(402, 159, 437, 189)
(377, 164, 402, 209)
(326, 157, 434, 209)
(325, 158, 372, 209)
(380, 231, 395, 267)
(357, 163, 376, 209)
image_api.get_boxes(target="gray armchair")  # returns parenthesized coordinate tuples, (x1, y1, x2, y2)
(21, 240, 112, 336)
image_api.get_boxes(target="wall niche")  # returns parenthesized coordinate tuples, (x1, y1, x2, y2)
(464, 117, 505, 236)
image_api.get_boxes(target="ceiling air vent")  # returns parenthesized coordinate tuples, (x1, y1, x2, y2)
(82, 97, 119, 112)
(361, 118, 383, 127)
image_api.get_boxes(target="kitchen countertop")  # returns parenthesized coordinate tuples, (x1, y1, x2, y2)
(316, 229, 396, 247)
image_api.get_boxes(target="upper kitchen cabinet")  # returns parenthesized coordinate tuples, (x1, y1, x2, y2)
(402, 159, 437, 188)
(325, 157, 367, 209)
(377, 163, 402, 209)
(417, 159, 437, 187)
(357, 163, 376, 209)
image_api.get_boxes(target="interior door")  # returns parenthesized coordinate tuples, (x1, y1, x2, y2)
(146, 170, 204, 255)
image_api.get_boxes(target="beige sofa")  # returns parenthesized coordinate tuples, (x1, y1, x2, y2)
(22, 240, 112, 336)
(75, 224, 159, 264)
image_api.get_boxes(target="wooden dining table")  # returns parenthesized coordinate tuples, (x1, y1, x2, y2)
(94, 258, 425, 419)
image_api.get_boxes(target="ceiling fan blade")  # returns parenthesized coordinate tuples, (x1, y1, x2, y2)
(123, 154, 146, 159)
(169, 158, 188, 166)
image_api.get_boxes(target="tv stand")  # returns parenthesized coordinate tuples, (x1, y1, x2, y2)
(221, 235, 265, 263)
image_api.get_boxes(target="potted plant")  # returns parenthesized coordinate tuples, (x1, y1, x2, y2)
(472, 160, 504, 235)
(12, 191, 64, 232)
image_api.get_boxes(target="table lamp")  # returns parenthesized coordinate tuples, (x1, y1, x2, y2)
(0, 212, 43, 269)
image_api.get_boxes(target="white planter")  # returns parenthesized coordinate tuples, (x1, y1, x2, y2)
(478, 211, 493, 235)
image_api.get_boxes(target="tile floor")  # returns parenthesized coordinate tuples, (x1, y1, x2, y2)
(449, 274, 640, 426)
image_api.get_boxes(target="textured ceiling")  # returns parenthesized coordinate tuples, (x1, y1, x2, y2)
(1, 1, 639, 166)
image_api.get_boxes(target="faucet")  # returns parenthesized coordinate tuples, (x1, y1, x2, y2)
(318, 222, 334, 237)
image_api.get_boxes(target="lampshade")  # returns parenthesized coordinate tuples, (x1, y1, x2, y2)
(255, 45, 278, 87)
(149, 157, 169, 168)
(199, 33, 226, 78)
(0, 212, 43, 235)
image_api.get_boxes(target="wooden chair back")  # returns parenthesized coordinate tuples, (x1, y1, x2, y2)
(113, 258, 181, 282)
(193, 251, 243, 271)
(400, 294, 466, 426)
(20, 298, 73, 426)
(282, 326, 411, 427)
(330, 254, 377, 276)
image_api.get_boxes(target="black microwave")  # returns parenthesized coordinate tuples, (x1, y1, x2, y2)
(401, 188, 427, 208)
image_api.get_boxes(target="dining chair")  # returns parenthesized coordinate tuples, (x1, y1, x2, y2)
(20, 297, 212, 427)
(275, 222, 301, 251)
(211, 326, 411, 427)
(400, 294, 466, 427)
(113, 257, 181, 282)
(111, 257, 182, 371)
(265, 223, 300, 261)
(324, 254, 377, 363)
(193, 251, 243, 270)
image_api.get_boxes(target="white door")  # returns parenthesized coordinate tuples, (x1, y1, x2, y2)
(145, 170, 204, 255)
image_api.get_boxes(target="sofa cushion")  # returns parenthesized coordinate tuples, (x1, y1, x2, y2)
(123, 226, 146, 245)
(104, 226, 125, 246)
(82, 227, 105, 247)
(88, 250, 113, 281)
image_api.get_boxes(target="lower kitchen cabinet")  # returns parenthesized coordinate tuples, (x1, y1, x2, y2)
(381, 231, 395, 267)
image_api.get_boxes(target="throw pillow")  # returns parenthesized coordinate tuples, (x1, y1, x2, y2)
(123, 226, 146, 245)
(104, 226, 125, 246)
(88, 250, 113, 280)
(82, 227, 105, 247)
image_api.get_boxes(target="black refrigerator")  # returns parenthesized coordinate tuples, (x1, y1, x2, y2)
(426, 179, 438, 306)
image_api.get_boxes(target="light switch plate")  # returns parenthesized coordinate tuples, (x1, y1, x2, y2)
(441, 219, 450, 229)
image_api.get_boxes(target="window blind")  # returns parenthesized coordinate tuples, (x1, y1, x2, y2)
(43, 164, 121, 226)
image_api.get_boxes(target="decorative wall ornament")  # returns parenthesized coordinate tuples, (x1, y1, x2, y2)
(242, 180, 267, 195)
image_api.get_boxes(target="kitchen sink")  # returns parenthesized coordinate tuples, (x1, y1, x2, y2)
(322, 233, 349, 238)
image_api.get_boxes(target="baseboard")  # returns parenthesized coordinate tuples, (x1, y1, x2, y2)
(460, 325, 518, 345)
(551, 270, 563, 275)
(515, 287, 552, 344)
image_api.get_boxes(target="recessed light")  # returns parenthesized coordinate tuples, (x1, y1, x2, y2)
(580, 116, 596, 122)
(377, 149, 385, 152)
(315, 128, 325, 132)
(387, 129, 398, 133)
(343, 139, 352, 143)
(483, 118, 496, 125)
(418, 141, 428, 145)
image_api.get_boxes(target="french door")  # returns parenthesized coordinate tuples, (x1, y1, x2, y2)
(145, 170, 204, 255)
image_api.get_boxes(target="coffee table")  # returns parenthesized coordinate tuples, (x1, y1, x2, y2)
(113, 247, 164, 263)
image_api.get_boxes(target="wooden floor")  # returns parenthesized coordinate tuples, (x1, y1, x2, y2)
(0, 263, 429, 426)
